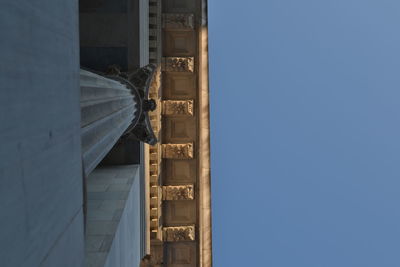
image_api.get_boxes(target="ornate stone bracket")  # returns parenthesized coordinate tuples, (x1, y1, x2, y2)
(162, 13, 194, 29)
(162, 143, 194, 159)
(107, 64, 159, 145)
(163, 226, 195, 242)
(162, 185, 194, 200)
(162, 100, 194, 116)
(162, 57, 194, 72)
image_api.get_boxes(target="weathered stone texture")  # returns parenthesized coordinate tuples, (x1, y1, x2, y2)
(162, 185, 194, 200)
(163, 226, 195, 242)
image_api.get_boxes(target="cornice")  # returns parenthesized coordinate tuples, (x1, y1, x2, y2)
(198, 0, 212, 266)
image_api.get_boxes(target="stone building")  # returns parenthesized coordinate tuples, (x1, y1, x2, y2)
(0, 0, 211, 266)
(143, 1, 212, 266)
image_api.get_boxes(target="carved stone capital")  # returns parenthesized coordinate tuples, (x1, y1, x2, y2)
(162, 57, 194, 72)
(163, 226, 195, 242)
(162, 143, 193, 159)
(162, 185, 194, 200)
(162, 100, 193, 116)
(162, 13, 194, 29)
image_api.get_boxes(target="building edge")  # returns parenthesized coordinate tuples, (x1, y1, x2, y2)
(198, 0, 213, 266)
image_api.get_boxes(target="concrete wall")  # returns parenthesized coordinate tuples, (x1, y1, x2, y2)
(0, 1, 84, 266)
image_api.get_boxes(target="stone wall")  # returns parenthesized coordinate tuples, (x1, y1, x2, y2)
(85, 165, 143, 267)
(0, 1, 84, 266)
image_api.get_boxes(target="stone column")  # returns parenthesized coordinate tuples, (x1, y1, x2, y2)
(80, 69, 140, 175)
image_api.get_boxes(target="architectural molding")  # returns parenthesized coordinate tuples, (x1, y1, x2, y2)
(146, 65, 163, 242)
(198, 3, 213, 265)
(163, 226, 195, 242)
(162, 185, 194, 200)
(162, 100, 194, 116)
(149, 0, 162, 64)
(147, 0, 212, 266)
(162, 57, 194, 72)
(162, 13, 195, 29)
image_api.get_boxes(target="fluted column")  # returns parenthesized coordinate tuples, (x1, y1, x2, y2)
(80, 69, 140, 176)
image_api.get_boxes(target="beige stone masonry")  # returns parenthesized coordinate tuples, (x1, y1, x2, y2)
(163, 225, 195, 242)
(162, 185, 194, 200)
(162, 100, 194, 116)
(162, 13, 195, 29)
(148, 0, 212, 265)
(162, 57, 194, 72)
(162, 143, 194, 159)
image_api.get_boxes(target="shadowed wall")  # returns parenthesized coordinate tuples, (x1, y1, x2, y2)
(0, 1, 84, 266)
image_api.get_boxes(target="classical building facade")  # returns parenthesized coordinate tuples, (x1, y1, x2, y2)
(0, 0, 211, 266)
(145, 1, 212, 266)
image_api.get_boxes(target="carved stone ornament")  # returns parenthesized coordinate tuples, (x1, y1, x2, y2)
(149, 66, 161, 96)
(162, 185, 194, 200)
(162, 13, 194, 29)
(162, 57, 194, 72)
(163, 226, 195, 242)
(162, 143, 194, 159)
(101, 64, 159, 146)
(162, 100, 194, 116)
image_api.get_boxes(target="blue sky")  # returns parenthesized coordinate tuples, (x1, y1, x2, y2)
(209, 1, 400, 266)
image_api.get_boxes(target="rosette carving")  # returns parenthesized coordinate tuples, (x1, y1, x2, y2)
(163, 226, 195, 242)
(162, 143, 193, 159)
(162, 185, 194, 200)
(162, 100, 193, 116)
(162, 13, 194, 29)
(162, 57, 194, 72)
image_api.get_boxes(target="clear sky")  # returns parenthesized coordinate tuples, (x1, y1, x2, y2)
(209, 1, 400, 266)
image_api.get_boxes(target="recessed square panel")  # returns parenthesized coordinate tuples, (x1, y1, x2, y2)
(164, 31, 195, 56)
(165, 201, 196, 225)
(164, 118, 196, 142)
(175, 37, 187, 49)
(173, 78, 192, 94)
(163, 73, 196, 99)
(173, 161, 191, 180)
(164, 160, 197, 184)
(171, 246, 190, 264)
(171, 121, 189, 138)
(167, 242, 196, 266)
